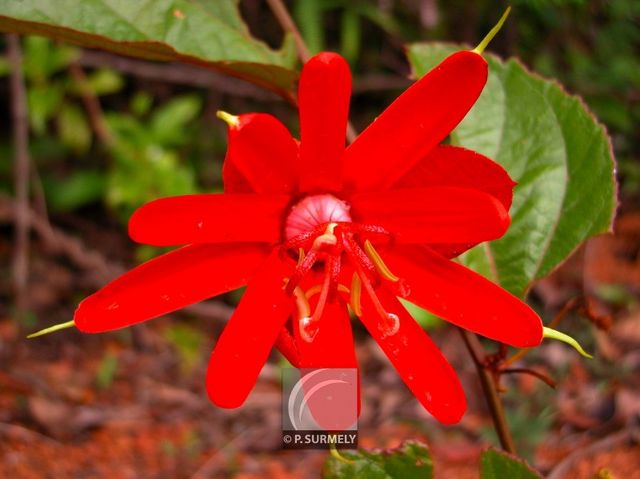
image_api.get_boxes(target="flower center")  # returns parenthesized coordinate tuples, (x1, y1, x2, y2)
(281, 195, 403, 345)
(285, 194, 352, 242)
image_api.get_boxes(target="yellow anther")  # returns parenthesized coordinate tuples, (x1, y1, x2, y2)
(363, 240, 399, 282)
(27, 320, 75, 339)
(216, 110, 240, 127)
(305, 283, 349, 299)
(297, 248, 305, 266)
(472, 6, 511, 55)
(292, 286, 311, 319)
(543, 326, 593, 359)
(350, 273, 362, 317)
(305, 284, 322, 299)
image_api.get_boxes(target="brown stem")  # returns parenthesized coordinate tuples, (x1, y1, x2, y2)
(7, 34, 30, 319)
(266, 0, 358, 143)
(459, 329, 516, 454)
(266, 0, 311, 62)
(500, 367, 556, 389)
(68, 61, 114, 147)
(78, 51, 278, 101)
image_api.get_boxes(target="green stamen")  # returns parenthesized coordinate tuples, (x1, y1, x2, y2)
(472, 7, 511, 55)
(27, 320, 75, 339)
(543, 326, 593, 359)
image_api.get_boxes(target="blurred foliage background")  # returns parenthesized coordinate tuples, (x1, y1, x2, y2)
(1, 0, 637, 229)
(0, 1, 637, 475)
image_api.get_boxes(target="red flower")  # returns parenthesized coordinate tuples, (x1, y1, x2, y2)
(73, 50, 542, 424)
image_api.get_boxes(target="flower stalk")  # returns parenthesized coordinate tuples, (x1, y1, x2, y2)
(459, 329, 516, 454)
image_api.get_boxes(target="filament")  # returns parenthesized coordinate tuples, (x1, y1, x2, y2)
(350, 273, 362, 317)
(363, 240, 399, 282)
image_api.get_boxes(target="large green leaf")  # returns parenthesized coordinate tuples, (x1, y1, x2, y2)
(0, 0, 298, 96)
(407, 43, 616, 297)
(323, 441, 433, 479)
(480, 448, 542, 479)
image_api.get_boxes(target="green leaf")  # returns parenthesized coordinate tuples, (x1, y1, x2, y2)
(340, 8, 361, 65)
(0, 0, 298, 96)
(130, 92, 153, 117)
(27, 82, 64, 134)
(0, 57, 9, 76)
(96, 352, 119, 390)
(104, 109, 198, 220)
(85, 68, 124, 96)
(163, 324, 205, 373)
(44, 170, 106, 212)
(57, 103, 92, 154)
(150, 94, 202, 146)
(407, 43, 617, 297)
(22, 36, 78, 83)
(480, 448, 542, 479)
(399, 299, 442, 331)
(294, 0, 325, 55)
(323, 441, 433, 479)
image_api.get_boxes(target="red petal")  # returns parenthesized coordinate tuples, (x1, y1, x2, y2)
(276, 326, 300, 367)
(296, 301, 356, 369)
(222, 159, 254, 194)
(394, 145, 517, 258)
(296, 300, 361, 426)
(350, 187, 510, 244)
(359, 288, 466, 424)
(279, 273, 357, 369)
(394, 145, 515, 210)
(129, 193, 290, 246)
(206, 251, 295, 408)
(74, 243, 270, 332)
(343, 51, 487, 192)
(223, 113, 299, 194)
(298, 52, 351, 193)
(385, 245, 543, 347)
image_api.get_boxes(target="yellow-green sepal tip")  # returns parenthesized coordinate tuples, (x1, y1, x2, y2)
(472, 6, 511, 55)
(216, 110, 239, 127)
(27, 320, 75, 339)
(543, 326, 593, 359)
(329, 441, 355, 465)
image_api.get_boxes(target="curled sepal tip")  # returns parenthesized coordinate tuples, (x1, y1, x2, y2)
(543, 326, 593, 359)
(472, 6, 511, 55)
(27, 320, 75, 339)
(329, 441, 355, 465)
(216, 110, 239, 127)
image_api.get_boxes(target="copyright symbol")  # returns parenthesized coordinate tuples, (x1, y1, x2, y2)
(283, 434, 292, 444)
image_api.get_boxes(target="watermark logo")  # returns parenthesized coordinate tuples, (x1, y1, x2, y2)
(282, 368, 358, 449)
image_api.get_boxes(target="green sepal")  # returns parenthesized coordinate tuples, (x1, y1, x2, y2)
(543, 326, 593, 359)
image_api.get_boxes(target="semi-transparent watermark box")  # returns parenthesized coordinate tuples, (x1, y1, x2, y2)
(281, 368, 358, 449)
